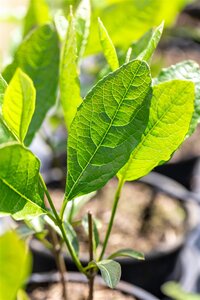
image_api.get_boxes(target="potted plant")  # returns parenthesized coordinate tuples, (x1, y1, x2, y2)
(1, 0, 200, 299)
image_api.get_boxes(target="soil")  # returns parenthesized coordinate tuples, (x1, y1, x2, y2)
(29, 282, 136, 300)
(49, 178, 187, 257)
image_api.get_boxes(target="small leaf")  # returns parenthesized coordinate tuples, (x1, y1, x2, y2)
(2, 69, 36, 142)
(60, 9, 82, 130)
(131, 21, 164, 61)
(82, 214, 99, 251)
(0, 74, 7, 109)
(63, 220, 79, 256)
(96, 259, 121, 288)
(23, 0, 51, 37)
(44, 216, 79, 256)
(0, 143, 46, 220)
(118, 80, 195, 181)
(54, 12, 68, 41)
(0, 231, 32, 300)
(108, 248, 144, 260)
(154, 60, 200, 135)
(98, 18, 119, 71)
(66, 60, 151, 200)
(162, 281, 200, 300)
(3, 24, 60, 145)
(75, 0, 91, 59)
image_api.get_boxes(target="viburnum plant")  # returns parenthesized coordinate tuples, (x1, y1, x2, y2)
(0, 0, 200, 299)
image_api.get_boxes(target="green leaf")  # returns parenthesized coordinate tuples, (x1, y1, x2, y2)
(66, 60, 152, 200)
(96, 259, 121, 288)
(131, 21, 164, 61)
(63, 220, 79, 256)
(0, 143, 46, 220)
(82, 214, 99, 251)
(98, 18, 119, 71)
(0, 74, 7, 109)
(60, 9, 82, 130)
(44, 216, 79, 256)
(118, 80, 195, 181)
(0, 119, 15, 144)
(2, 69, 36, 143)
(0, 231, 32, 300)
(162, 282, 200, 300)
(3, 24, 60, 145)
(75, 0, 91, 59)
(54, 12, 68, 41)
(23, 0, 51, 37)
(154, 60, 200, 135)
(108, 248, 144, 260)
(86, 0, 187, 55)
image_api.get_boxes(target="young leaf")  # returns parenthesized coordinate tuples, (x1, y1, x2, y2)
(75, 0, 91, 59)
(60, 9, 82, 130)
(108, 248, 144, 260)
(96, 260, 121, 288)
(44, 216, 79, 256)
(0, 231, 31, 300)
(0, 74, 7, 109)
(54, 12, 68, 41)
(23, 0, 51, 37)
(131, 21, 164, 61)
(66, 60, 152, 200)
(0, 143, 46, 220)
(118, 80, 195, 181)
(154, 60, 200, 135)
(98, 18, 119, 71)
(3, 24, 60, 145)
(2, 69, 36, 143)
(82, 214, 99, 251)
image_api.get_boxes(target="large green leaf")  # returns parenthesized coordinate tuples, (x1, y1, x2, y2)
(131, 21, 164, 61)
(66, 60, 152, 200)
(3, 24, 60, 145)
(96, 259, 121, 288)
(86, 0, 188, 55)
(23, 0, 51, 37)
(75, 0, 91, 59)
(0, 143, 46, 220)
(98, 18, 119, 71)
(0, 75, 7, 109)
(60, 10, 82, 130)
(2, 69, 36, 143)
(154, 60, 200, 135)
(0, 231, 32, 300)
(118, 80, 195, 181)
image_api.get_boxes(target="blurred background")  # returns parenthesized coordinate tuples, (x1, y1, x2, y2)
(1, 0, 200, 299)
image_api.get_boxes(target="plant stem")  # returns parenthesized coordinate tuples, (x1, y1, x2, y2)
(88, 211, 94, 300)
(60, 197, 69, 221)
(99, 178, 124, 261)
(39, 174, 86, 275)
(49, 227, 68, 300)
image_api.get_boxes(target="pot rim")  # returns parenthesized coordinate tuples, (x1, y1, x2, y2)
(29, 271, 159, 300)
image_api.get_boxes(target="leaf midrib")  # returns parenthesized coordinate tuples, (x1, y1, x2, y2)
(67, 61, 146, 199)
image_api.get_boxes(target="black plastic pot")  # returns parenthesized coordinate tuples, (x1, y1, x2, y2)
(31, 173, 200, 298)
(28, 272, 159, 300)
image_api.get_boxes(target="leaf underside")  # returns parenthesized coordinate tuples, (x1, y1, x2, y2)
(96, 259, 121, 289)
(66, 59, 152, 200)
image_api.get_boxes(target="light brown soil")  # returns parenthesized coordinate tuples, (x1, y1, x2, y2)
(29, 282, 136, 300)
